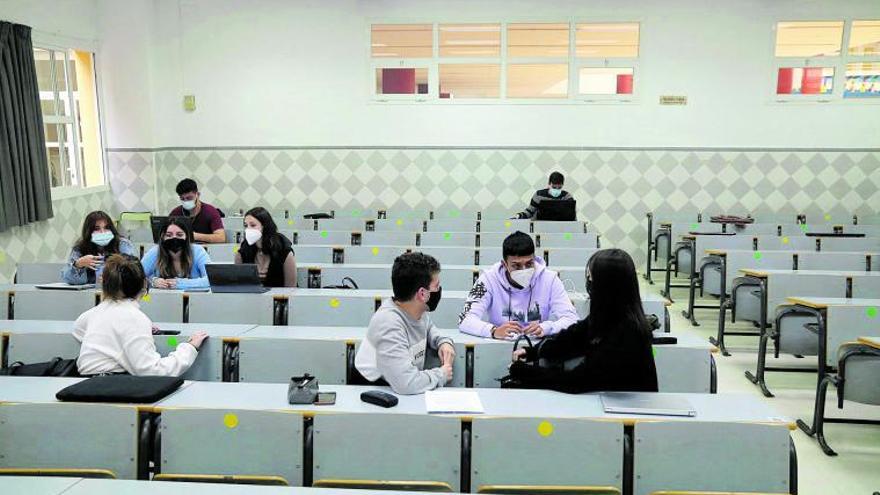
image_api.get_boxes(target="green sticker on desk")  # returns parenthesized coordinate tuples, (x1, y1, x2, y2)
(867, 307, 878, 319)
(800, 224, 808, 232)
(444, 232, 451, 240)
(564, 233, 573, 240)
(321, 230, 328, 238)
(352, 209, 362, 217)
(167, 337, 178, 347)
(449, 210, 460, 218)
(690, 223, 698, 230)
(753, 251, 763, 261)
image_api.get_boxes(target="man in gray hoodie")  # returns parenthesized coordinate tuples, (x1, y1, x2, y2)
(355, 252, 455, 395)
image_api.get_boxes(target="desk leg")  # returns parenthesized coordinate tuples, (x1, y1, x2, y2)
(644, 214, 653, 283)
(682, 240, 700, 326)
(745, 279, 774, 396)
(796, 373, 838, 456)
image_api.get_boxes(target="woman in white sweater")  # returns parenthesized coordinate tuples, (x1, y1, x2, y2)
(74, 254, 208, 376)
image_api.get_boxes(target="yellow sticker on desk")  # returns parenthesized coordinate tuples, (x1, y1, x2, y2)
(223, 413, 239, 429)
(167, 337, 178, 347)
(330, 298, 340, 308)
(396, 219, 403, 226)
(142, 294, 152, 303)
(537, 421, 554, 437)
(782, 237, 790, 244)
(288, 219, 294, 226)
(372, 247, 380, 256)
(504, 221, 512, 228)
(233, 246, 239, 254)
(824, 214, 831, 221)
(0, 250, 6, 264)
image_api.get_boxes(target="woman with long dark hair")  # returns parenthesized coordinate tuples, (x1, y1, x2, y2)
(62, 210, 137, 285)
(508, 248, 658, 393)
(141, 218, 211, 290)
(234, 207, 296, 287)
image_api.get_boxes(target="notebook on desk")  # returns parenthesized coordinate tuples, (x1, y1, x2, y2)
(35, 283, 96, 291)
(600, 392, 696, 417)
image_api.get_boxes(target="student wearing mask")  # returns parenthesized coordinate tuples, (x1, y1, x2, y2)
(74, 254, 208, 376)
(234, 207, 297, 287)
(459, 231, 578, 340)
(62, 210, 137, 285)
(513, 171, 575, 220)
(169, 178, 226, 243)
(141, 218, 211, 290)
(508, 249, 658, 393)
(355, 252, 455, 395)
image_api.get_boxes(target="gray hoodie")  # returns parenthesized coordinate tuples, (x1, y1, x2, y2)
(355, 298, 454, 395)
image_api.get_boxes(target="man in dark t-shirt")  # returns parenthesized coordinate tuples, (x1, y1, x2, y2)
(169, 178, 226, 243)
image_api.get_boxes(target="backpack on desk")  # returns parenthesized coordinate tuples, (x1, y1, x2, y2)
(322, 276, 359, 290)
(2, 357, 79, 377)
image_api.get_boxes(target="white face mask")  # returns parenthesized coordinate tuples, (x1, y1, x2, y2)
(548, 187, 562, 198)
(181, 199, 197, 211)
(510, 267, 535, 288)
(245, 228, 263, 245)
(91, 231, 114, 247)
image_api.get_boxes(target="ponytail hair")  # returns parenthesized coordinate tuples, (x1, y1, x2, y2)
(102, 254, 147, 301)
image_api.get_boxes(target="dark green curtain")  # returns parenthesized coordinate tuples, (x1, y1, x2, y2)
(0, 21, 53, 233)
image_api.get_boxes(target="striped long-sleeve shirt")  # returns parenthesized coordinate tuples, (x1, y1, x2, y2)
(516, 188, 575, 219)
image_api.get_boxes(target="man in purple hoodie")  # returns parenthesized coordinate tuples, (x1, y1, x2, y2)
(458, 231, 579, 339)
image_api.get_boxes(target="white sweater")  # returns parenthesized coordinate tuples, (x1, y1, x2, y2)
(73, 299, 198, 376)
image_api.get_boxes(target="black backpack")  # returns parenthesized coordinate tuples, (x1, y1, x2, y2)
(2, 357, 80, 377)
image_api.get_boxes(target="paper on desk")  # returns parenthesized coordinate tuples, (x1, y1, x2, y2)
(425, 390, 484, 414)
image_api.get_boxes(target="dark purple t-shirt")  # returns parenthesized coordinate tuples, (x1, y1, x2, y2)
(169, 202, 225, 235)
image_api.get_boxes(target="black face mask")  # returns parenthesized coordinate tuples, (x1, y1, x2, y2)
(163, 237, 187, 254)
(426, 286, 442, 312)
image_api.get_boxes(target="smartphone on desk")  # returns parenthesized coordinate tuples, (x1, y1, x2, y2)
(314, 392, 337, 406)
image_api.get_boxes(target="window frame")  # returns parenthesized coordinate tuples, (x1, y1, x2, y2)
(771, 19, 880, 105)
(32, 33, 108, 189)
(367, 17, 642, 105)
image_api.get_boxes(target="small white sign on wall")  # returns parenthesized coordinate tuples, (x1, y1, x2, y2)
(659, 95, 688, 105)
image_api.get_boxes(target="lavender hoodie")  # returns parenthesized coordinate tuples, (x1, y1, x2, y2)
(458, 256, 578, 338)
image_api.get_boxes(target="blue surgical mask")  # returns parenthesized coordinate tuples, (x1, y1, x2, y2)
(91, 231, 114, 247)
(181, 199, 197, 211)
(549, 187, 562, 198)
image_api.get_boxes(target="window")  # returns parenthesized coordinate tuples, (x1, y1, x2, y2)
(776, 67, 834, 94)
(34, 46, 104, 188)
(370, 21, 639, 103)
(848, 20, 880, 56)
(774, 21, 844, 57)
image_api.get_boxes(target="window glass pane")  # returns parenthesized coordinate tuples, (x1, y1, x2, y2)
(775, 21, 843, 57)
(371, 24, 433, 58)
(508, 23, 569, 58)
(34, 48, 54, 92)
(776, 67, 834, 94)
(576, 23, 639, 58)
(47, 146, 64, 188)
(375, 68, 429, 95)
(578, 67, 634, 94)
(439, 64, 500, 98)
(70, 50, 104, 187)
(844, 63, 880, 98)
(849, 20, 880, 56)
(507, 64, 568, 98)
(53, 51, 68, 92)
(439, 24, 500, 57)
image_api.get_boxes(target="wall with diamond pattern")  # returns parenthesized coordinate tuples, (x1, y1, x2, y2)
(0, 189, 118, 283)
(105, 148, 880, 267)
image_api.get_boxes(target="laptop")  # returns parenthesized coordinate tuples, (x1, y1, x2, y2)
(151, 216, 194, 243)
(206, 264, 269, 293)
(600, 392, 696, 417)
(536, 199, 576, 221)
(35, 283, 96, 291)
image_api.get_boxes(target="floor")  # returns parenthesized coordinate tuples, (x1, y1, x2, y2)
(639, 271, 880, 495)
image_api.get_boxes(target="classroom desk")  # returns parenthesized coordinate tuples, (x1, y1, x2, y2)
(0, 376, 188, 480)
(0, 476, 83, 495)
(0, 321, 255, 381)
(153, 382, 795, 495)
(296, 263, 480, 291)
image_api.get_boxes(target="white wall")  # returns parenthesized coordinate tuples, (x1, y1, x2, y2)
(139, 0, 880, 149)
(0, 0, 98, 41)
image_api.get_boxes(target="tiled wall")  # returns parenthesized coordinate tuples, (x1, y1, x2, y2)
(107, 147, 880, 266)
(0, 189, 118, 283)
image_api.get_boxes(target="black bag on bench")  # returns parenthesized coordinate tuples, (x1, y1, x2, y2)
(56, 375, 184, 403)
(2, 357, 79, 377)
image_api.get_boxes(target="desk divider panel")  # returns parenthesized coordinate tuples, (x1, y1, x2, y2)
(160, 408, 303, 486)
(471, 417, 623, 493)
(632, 421, 791, 495)
(0, 402, 139, 479)
(6, 333, 79, 365)
(312, 413, 461, 491)
(13, 291, 96, 321)
(238, 338, 348, 384)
